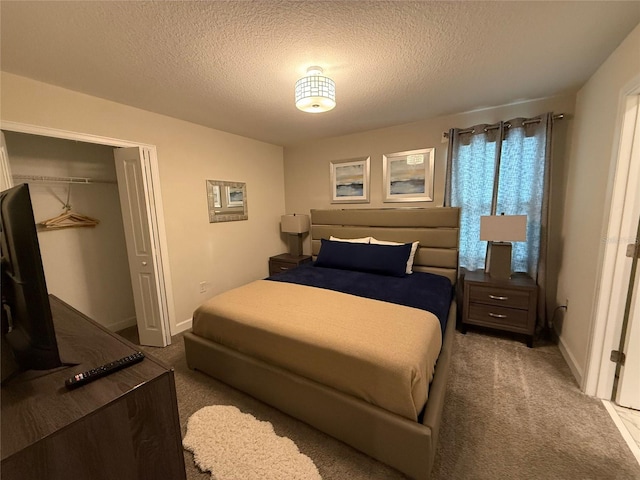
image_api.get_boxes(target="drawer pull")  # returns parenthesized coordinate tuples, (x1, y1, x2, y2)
(489, 294, 509, 301)
(488, 312, 507, 319)
(279, 266, 288, 271)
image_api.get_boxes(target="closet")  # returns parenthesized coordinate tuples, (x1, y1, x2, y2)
(3, 131, 136, 333)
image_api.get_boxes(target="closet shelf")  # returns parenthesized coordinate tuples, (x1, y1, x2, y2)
(12, 174, 117, 185)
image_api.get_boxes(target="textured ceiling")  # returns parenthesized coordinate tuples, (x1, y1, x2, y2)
(1, 1, 639, 146)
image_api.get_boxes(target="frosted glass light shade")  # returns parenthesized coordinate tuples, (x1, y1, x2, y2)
(295, 67, 336, 113)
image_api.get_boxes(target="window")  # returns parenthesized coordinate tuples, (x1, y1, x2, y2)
(446, 114, 552, 278)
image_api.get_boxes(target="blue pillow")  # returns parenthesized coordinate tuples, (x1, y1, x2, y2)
(315, 239, 412, 277)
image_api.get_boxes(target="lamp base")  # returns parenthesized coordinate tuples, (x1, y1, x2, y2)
(487, 242, 512, 279)
(288, 234, 303, 257)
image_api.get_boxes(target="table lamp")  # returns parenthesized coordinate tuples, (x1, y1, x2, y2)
(281, 214, 310, 256)
(480, 214, 527, 279)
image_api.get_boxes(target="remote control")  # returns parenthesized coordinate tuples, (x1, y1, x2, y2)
(65, 351, 145, 388)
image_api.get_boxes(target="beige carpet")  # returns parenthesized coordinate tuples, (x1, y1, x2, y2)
(128, 327, 640, 480)
(183, 405, 321, 479)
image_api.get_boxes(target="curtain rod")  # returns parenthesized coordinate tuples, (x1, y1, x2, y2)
(443, 113, 564, 139)
(13, 174, 117, 185)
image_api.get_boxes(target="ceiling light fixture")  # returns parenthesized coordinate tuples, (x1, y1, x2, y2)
(295, 66, 336, 113)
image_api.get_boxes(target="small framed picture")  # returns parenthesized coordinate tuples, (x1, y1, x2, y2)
(330, 156, 370, 203)
(383, 148, 435, 202)
(226, 185, 244, 207)
(210, 185, 221, 208)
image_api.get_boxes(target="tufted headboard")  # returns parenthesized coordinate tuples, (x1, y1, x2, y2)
(310, 207, 460, 284)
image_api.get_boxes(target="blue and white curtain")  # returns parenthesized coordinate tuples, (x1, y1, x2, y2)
(445, 113, 554, 328)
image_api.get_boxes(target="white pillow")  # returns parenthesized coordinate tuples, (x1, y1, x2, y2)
(370, 238, 419, 274)
(329, 236, 371, 244)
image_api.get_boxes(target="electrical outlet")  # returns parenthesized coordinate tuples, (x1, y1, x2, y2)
(199, 281, 207, 293)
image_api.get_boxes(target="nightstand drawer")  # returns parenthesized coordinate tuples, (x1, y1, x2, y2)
(462, 270, 537, 346)
(269, 260, 295, 274)
(467, 304, 529, 330)
(268, 254, 312, 276)
(468, 285, 531, 310)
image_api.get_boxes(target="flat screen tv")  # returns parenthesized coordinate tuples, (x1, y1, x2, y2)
(1, 183, 62, 382)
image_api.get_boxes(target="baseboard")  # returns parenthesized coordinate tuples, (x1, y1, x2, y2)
(173, 317, 193, 335)
(555, 328, 583, 387)
(105, 316, 137, 333)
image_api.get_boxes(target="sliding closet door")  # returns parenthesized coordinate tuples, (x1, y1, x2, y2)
(114, 147, 169, 347)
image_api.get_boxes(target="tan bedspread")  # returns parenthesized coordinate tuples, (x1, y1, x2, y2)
(192, 280, 442, 421)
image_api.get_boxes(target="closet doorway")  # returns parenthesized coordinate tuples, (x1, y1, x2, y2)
(1, 122, 172, 348)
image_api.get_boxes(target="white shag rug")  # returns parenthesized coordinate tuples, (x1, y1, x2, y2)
(183, 405, 322, 480)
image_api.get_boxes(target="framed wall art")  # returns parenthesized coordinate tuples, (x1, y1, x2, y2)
(329, 156, 370, 204)
(226, 185, 244, 207)
(210, 184, 221, 208)
(382, 148, 434, 202)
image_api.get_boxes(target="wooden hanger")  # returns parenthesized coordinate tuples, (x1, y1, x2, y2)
(39, 186, 100, 230)
(40, 208, 100, 229)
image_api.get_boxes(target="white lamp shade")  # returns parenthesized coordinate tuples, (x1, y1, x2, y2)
(281, 214, 310, 234)
(480, 215, 527, 242)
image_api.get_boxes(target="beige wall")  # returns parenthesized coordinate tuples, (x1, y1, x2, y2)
(555, 23, 640, 384)
(1, 72, 286, 336)
(284, 94, 576, 313)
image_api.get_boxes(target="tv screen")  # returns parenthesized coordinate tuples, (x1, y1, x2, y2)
(1, 183, 62, 381)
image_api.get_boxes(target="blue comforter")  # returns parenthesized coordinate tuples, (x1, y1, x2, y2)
(267, 262, 453, 333)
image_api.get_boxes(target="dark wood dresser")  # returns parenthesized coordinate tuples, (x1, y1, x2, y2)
(462, 270, 538, 347)
(1, 296, 186, 480)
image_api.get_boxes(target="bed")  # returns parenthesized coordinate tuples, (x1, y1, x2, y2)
(184, 207, 460, 480)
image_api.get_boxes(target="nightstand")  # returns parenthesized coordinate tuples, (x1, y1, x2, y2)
(268, 253, 312, 276)
(462, 270, 538, 347)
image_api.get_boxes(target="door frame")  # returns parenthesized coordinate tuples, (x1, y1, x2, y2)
(584, 75, 640, 398)
(0, 120, 175, 344)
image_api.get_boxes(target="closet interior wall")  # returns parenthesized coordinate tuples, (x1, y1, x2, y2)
(3, 131, 136, 332)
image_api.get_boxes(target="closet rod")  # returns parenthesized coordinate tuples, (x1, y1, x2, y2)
(442, 113, 565, 139)
(12, 174, 117, 185)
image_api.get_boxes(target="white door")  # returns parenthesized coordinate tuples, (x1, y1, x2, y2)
(616, 96, 640, 409)
(618, 231, 640, 409)
(114, 147, 170, 347)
